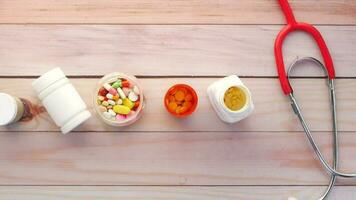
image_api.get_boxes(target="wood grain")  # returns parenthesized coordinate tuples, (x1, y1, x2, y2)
(0, 186, 355, 200)
(0, 25, 355, 77)
(1, 0, 356, 198)
(0, 131, 355, 185)
(0, 1, 355, 24)
(0, 78, 356, 132)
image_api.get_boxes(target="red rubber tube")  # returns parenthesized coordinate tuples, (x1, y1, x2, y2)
(274, 0, 335, 95)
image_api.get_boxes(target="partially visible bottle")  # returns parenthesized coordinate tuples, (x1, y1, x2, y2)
(0, 93, 26, 126)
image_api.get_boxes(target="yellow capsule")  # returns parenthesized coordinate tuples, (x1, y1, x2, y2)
(113, 105, 131, 115)
(123, 98, 134, 109)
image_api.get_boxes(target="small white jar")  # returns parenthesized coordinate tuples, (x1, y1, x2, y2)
(207, 75, 254, 123)
(0, 93, 25, 126)
(32, 68, 91, 134)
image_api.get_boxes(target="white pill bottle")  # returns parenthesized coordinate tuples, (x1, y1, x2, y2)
(207, 75, 254, 123)
(0, 93, 25, 126)
(32, 68, 91, 134)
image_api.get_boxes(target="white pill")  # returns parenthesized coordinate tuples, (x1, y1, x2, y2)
(97, 95, 105, 101)
(133, 86, 140, 95)
(108, 100, 116, 105)
(288, 197, 298, 200)
(108, 109, 116, 116)
(103, 111, 112, 119)
(117, 87, 127, 99)
(117, 99, 123, 105)
(106, 93, 113, 99)
(128, 91, 139, 102)
(103, 83, 112, 90)
(122, 87, 131, 96)
(101, 101, 109, 107)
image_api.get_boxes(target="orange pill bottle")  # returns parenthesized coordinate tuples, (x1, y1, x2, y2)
(164, 84, 198, 117)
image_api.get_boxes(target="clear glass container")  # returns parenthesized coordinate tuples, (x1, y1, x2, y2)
(93, 72, 145, 127)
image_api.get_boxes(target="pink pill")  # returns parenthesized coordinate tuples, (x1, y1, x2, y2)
(116, 114, 126, 121)
(109, 88, 118, 95)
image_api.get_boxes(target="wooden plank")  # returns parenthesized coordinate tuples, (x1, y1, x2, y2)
(0, 131, 355, 185)
(0, 186, 354, 200)
(0, 78, 356, 132)
(0, 25, 355, 77)
(0, 1, 355, 24)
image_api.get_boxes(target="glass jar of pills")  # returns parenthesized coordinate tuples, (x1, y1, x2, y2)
(93, 72, 145, 127)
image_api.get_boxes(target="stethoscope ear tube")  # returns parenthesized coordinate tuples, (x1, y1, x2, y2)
(274, 22, 336, 95)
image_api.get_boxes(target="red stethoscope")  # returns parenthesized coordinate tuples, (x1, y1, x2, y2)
(274, 0, 356, 199)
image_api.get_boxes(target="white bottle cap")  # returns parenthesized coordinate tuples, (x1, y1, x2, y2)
(0, 93, 18, 126)
(32, 68, 66, 95)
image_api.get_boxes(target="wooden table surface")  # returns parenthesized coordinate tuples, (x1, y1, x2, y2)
(0, 1, 356, 199)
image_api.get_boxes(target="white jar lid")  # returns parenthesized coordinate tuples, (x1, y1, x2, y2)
(32, 68, 66, 94)
(0, 93, 18, 126)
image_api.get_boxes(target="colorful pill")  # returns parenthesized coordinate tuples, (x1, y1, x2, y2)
(112, 80, 122, 89)
(109, 88, 118, 95)
(112, 95, 119, 101)
(122, 80, 130, 88)
(133, 101, 140, 109)
(98, 95, 105, 101)
(123, 98, 134, 109)
(103, 83, 112, 91)
(116, 114, 126, 121)
(175, 90, 185, 101)
(102, 101, 109, 107)
(133, 86, 140, 95)
(117, 87, 127, 99)
(99, 105, 107, 112)
(106, 93, 114, 99)
(185, 94, 192, 102)
(113, 105, 131, 115)
(99, 87, 108, 96)
(168, 102, 178, 111)
(128, 91, 139, 102)
(108, 100, 116, 106)
(108, 109, 116, 116)
(103, 111, 112, 119)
